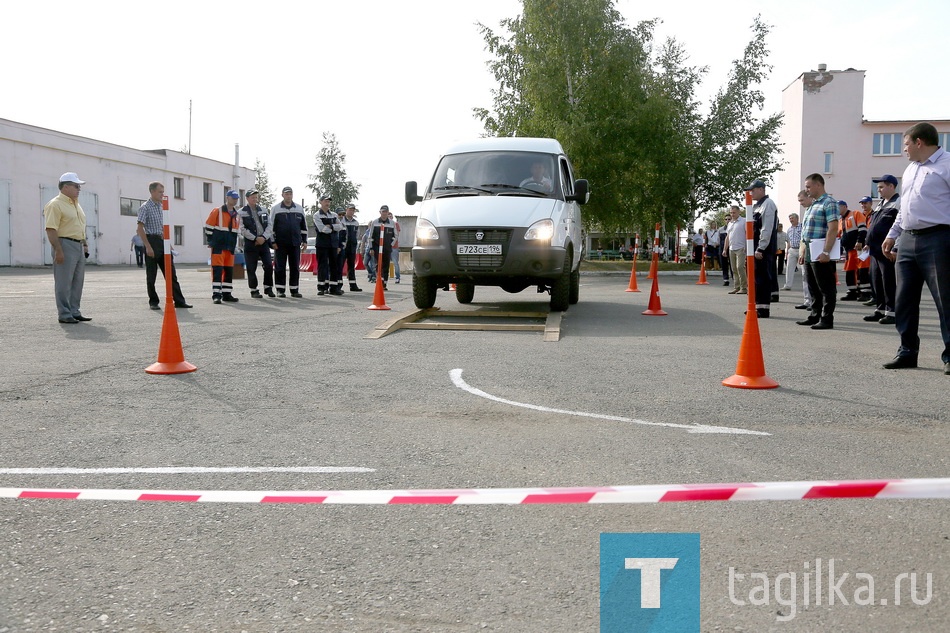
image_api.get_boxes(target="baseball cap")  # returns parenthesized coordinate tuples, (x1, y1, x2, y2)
(872, 174, 899, 186)
(226, 190, 240, 199)
(59, 172, 85, 184)
(858, 196, 873, 203)
(281, 186, 293, 194)
(345, 203, 357, 210)
(837, 200, 848, 207)
(743, 179, 766, 191)
(335, 207, 345, 214)
(246, 189, 260, 197)
(320, 194, 332, 201)
(379, 204, 390, 211)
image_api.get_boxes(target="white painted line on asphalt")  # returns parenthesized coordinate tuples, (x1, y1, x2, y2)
(450, 369, 770, 436)
(0, 466, 376, 475)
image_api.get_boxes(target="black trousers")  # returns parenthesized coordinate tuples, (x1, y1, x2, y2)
(894, 227, 950, 363)
(804, 259, 837, 324)
(869, 254, 896, 315)
(317, 246, 340, 285)
(274, 243, 301, 293)
(244, 245, 273, 291)
(145, 234, 187, 306)
(370, 249, 392, 281)
(345, 245, 358, 282)
(754, 246, 776, 308)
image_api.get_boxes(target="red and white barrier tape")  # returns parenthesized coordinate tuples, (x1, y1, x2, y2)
(1, 478, 948, 505)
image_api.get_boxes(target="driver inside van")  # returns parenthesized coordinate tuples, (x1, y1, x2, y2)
(519, 161, 553, 192)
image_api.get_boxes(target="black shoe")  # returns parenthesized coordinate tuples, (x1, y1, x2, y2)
(276, 291, 287, 298)
(73, 315, 92, 321)
(317, 289, 326, 296)
(723, 280, 730, 286)
(222, 295, 239, 303)
(58, 317, 79, 324)
(350, 285, 363, 292)
(264, 289, 276, 298)
(858, 293, 873, 302)
(878, 315, 896, 325)
(744, 309, 770, 318)
(329, 287, 344, 296)
(883, 355, 917, 369)
(796, 317, 819, 326)
(794, 303, 810, 310)
(944, 362, 950, 375)
(149, 303, 161, 310)
(174, 302, 192, 309)
(862, 298, 877, 306)
(250, 290, 263, 299)
(290, 292, 302, 298)
(863, 313, 883, 322)
(213, 296, 222, 304)
(770, 294, 780, 302)
(841, 292, 859, 301)
(811, 321, 834, 330)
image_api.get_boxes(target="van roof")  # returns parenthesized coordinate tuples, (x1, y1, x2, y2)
(443, 137, 565, 155)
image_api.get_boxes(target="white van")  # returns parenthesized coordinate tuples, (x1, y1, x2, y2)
(406, 137, 588, 311)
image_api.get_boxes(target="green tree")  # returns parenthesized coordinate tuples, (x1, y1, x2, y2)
(476, 2, 783, 237)
(253, 159, 276, 210)
(307, 132, 360, 214)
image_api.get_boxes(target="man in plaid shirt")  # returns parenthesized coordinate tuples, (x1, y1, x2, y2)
(797, 173, 840, 330)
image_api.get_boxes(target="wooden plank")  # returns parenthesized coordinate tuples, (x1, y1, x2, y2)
(363, 308, 432, 339)
(401, 323, 544, 332)
(543, 311, 562, 342)
(366, 305, 561, 340)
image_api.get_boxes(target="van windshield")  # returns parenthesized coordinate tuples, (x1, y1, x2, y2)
(430, 152, 558, 198)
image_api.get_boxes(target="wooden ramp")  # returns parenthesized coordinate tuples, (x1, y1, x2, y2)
(364, 307, 563, 341)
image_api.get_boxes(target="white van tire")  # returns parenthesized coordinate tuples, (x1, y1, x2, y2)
(455, 283, 475, 304)
(550, 251, 571, 311)
(413, 276, 438, 309)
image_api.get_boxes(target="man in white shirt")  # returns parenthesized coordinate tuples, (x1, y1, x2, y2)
(722, 205, 747, 294)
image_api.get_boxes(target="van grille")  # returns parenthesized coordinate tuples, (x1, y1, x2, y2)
(451, 229, 511, 269)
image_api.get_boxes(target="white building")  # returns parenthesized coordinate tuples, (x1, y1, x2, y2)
(0, 118, 256, 266)
(777, 65, 950, 222)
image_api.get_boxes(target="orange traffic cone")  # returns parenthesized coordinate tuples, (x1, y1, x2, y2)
(641, 274, 667, 316)
(722, 309, 778, 389)
(696, 256, 709, 285)
(723, 217, 777, 389)
(625, 260, 640, 292)
(145, 303, 197, 374)
(647, 252, 658, 280)
(368, 253, 391, 311)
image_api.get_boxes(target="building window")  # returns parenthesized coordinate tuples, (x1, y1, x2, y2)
(873, 133, 903, 156)
(823, 152, 833, 174)
(173, 177, 184, 199)
(174, 225, 184, 246)
(223, 185, 230, 202)
(939, 132, 950, 149)
(120, 197, 147, 217)
(203, 182, 212, 202)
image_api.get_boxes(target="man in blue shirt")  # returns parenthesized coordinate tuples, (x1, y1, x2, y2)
(797, 174, 839, 330)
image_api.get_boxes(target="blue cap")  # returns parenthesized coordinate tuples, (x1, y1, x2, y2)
(837, 200, 848, 207)
(872, 174, 899, 186)
(743, 179, 767, 191)
(226, 190, 240, 199)
(858, 196, 872, 203)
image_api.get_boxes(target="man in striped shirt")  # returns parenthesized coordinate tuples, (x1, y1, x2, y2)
(136, 182, 191, 310)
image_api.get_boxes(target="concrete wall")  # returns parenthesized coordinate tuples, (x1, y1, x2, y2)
(0, 118, 255, 265)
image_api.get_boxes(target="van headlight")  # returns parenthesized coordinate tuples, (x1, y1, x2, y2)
(524, 219, 555, 241)
(416, 218, 439, 241)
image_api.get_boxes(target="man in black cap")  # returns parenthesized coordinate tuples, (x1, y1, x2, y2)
(313, 194, 344, 295)
(367, 205, 396, 289)
(270, 186, 308, 298)
(744, 179, 778, 318)
(863, 176, 900, 325)
(239, 189, 275, 298)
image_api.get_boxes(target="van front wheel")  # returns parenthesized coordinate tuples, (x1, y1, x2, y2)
(413, 276, 437, 309)
(550, 252, 571, 311)
(455, 283, 475, 304)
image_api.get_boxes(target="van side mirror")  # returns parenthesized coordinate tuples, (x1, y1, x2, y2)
(568, 179, 589, 205)
(405, 181, 423, 205)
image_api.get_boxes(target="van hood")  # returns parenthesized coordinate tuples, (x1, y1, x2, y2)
(422, 196, 558, 228)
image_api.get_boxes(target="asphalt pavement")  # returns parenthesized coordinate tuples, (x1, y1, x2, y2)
(0, 263, 947, 632)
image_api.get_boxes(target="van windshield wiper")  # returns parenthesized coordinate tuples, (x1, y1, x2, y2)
(481, 183, 549, 196)
(433, 185, 493, 195)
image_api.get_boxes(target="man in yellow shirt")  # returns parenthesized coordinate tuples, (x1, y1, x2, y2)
(44, 172, 90, 323)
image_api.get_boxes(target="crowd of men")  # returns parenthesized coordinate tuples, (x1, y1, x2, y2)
(696, 122, 949, 373)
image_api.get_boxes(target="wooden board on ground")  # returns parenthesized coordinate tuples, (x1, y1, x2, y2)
(365, 307, 562, 341)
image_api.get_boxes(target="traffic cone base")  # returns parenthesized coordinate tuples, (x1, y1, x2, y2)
(368, 273, 391, 311)
(641, 275, 667, 316)
(722, 307, 778, 389)
(696, 259, 709, 285)
(145, 303, 197, 374)
(625, 262, 641, 292)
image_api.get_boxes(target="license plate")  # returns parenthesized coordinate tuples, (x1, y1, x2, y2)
(456, 244, 501, 255)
